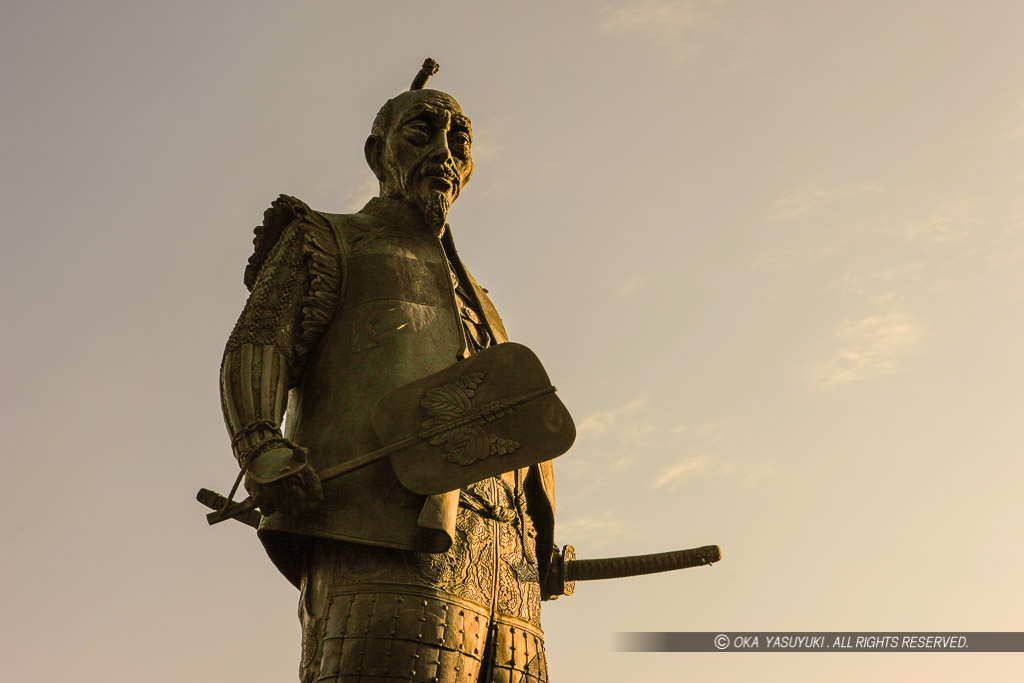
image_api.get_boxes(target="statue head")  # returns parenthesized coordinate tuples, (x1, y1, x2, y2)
(364, 59, 474, 229)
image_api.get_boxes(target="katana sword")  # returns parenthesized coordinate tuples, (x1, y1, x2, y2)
(196, 488, 722, 593)
(545, 544, 722, 597)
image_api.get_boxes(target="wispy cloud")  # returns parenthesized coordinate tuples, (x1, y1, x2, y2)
(750, 244, 842, 269)
(597, 1, 777, 69)
(810, 307, 925, 388)
(616, 275, 646, 296)
(984, 217, 1024, 272)
(339, 172, 379, 212)
(652, 453, 717, 488)
(566, 398, 658, 483)
(597, 0, 718, 63)
(561, 397, 739, 499)
(830, 262, 925, 297)
(468, 136, 505, 164)
(770, 184, 885, 220)
(555, 512, 626, 550)
(562, 397, 675, 489)
(573, 396, 718, 453)
(599, 1, 709, 40)
(895, 201, 975, 244)
(575, 396, 654, 441)
(652, 452, 771, 490)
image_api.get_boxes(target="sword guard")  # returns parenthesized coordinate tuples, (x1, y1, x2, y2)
(542, 544, 576, 600)
(562, 544, 576, 596)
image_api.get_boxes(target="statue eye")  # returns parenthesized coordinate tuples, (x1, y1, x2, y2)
(403, 121, 430, 143)
(450, 132, 471, 154)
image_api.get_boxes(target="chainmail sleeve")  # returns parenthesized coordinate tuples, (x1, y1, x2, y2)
(220, 195, 340, 466)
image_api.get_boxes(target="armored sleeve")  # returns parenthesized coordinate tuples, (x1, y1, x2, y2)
(220, 195, 340, 465)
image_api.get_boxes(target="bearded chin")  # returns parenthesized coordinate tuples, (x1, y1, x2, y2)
(417, 191, 452, 232)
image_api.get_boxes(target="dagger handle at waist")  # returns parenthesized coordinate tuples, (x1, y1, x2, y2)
(565, 544, 721, 583)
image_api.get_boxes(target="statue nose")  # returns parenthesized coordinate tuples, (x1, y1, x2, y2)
(427, 133, 452, 162)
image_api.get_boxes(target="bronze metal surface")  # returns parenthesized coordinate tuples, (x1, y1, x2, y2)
(201, 343, 573, 525)
(376, 342, 576, 495)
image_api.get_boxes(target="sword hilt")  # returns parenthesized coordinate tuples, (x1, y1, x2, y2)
(567, 544, 721, 582)
(196, 488, 261, 529)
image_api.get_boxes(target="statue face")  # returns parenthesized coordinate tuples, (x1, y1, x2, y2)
(370, 90, 474, 218)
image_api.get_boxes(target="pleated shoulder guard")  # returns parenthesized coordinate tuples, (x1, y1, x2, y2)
(227, 195, 341, 385)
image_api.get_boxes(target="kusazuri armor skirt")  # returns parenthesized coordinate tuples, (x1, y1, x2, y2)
(299, 474, 548, 682)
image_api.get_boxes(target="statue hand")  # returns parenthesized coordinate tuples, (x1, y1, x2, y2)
(244, 446, 324, 516)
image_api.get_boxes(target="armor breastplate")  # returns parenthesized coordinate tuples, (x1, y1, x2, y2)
(260, 209, 468, 553)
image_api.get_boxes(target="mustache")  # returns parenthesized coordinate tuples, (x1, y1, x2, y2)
(419, 163, 460, 186)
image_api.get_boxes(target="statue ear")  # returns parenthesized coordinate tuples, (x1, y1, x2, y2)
(364, 135, 384, 181)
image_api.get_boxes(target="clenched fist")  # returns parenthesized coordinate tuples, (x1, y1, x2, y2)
(244, 445, 324, 516)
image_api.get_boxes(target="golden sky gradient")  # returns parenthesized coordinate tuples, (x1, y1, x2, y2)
(2, 2, 1022, 680)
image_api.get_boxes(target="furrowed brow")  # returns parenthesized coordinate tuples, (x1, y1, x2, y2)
(451, 114, 473, 138)
(398, 104, 451, 127)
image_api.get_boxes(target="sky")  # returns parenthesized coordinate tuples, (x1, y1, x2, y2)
(2, 1, 1022, 681)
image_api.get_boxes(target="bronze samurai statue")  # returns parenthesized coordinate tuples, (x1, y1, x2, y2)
(219, 60, 559, 681)
(206, 59, 720, 682)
